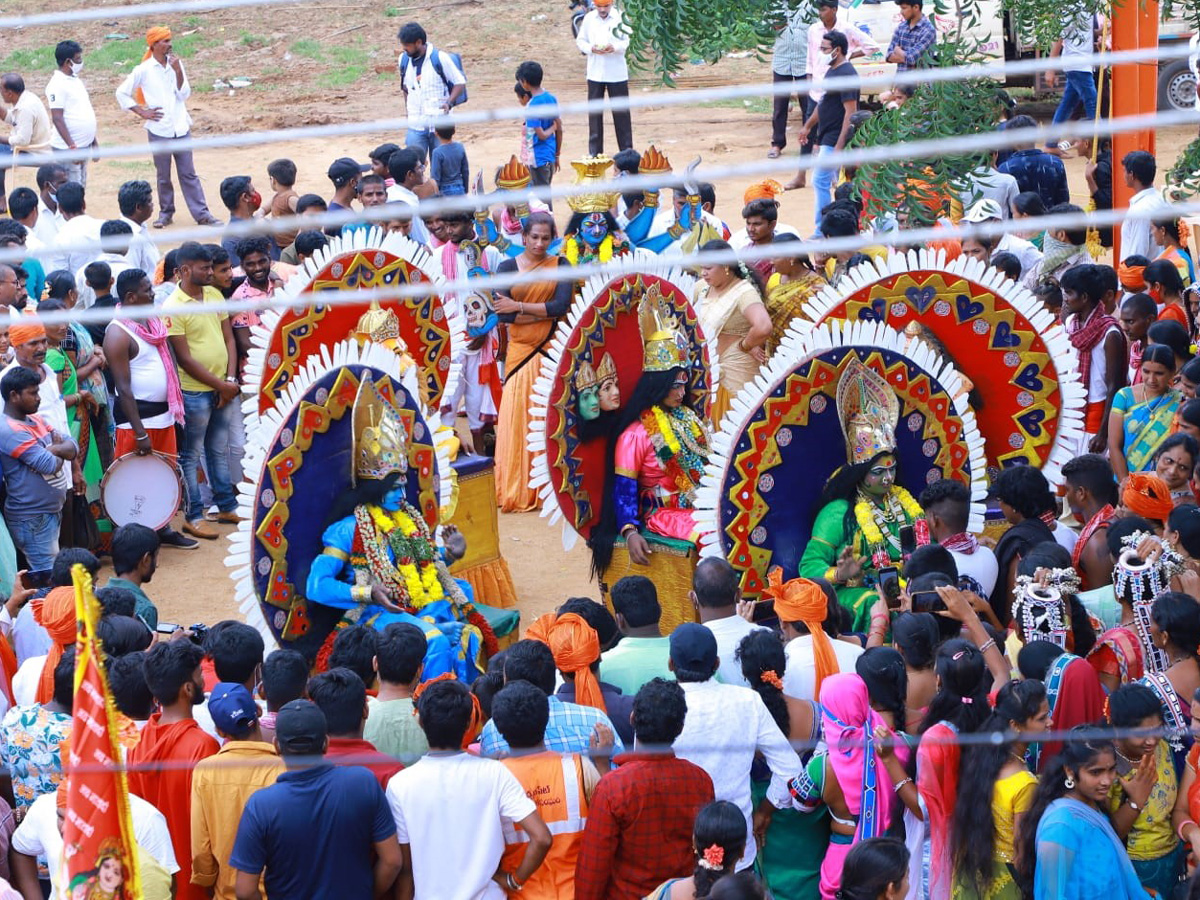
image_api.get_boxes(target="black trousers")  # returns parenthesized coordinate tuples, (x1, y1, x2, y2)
(586, 79, 633, 155)
(771, 71, 810, 150)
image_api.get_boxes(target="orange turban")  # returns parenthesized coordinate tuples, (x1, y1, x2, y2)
(1119, 262, 1147, 292)
(57, 777, 68, 810)
(146, 26, 172, 47)
(743, 180, 783, 205)
(763, 568, 838, 697)
(528, 612, 606, 713)
(9, 317, 45, 348)
(32, 586, 76, 704)
(1122, 472, 1174, 524)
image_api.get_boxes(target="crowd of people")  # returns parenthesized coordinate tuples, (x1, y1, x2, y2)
(0, 4, 1196, 900)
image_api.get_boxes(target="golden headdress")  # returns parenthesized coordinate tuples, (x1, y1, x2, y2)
(835, 358, 899, 466)
(638, 283, 688, 373)
(596, 352, 617, 384)
(575, 359, 598, 391)
(496, 155, 531, 191)
(639, 145, 672, 177)
(352, 300, 409, 355)
(567, 156, 620, 215)
(353, 373, 409, 483)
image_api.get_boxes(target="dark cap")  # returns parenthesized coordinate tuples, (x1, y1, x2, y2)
(274, 698, 327, 754)
(208, 682, 258, 738)
(327, 157, 366, 186)
(669, 622, 718, 673)
(370, 142, 401, 163)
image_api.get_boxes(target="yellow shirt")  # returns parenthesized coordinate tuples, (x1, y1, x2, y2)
(139, 844, 174, 900)
(993, 769, 1037, 862)
(163, 286, 230, 393)
(189, 740, 286, 900)
(1107, 739, 1180, 860)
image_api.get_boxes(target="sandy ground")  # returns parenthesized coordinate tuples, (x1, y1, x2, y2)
(2, 0, 1193, 628)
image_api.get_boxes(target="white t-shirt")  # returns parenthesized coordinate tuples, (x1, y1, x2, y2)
(702, 614, 766, 687)
(949, 545, 1000, 600)
(387, 752, 536, 900)
(1060, 10, 1095, 74)
(45, 71, 97, 150)
(782, 634, 865, 702)
(12, 791, 178, 900)
(53, 214, 103, 275)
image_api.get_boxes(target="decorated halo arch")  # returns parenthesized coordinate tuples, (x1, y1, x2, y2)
(694, 319, 989, 598)
(241, 227, 466, 431)
(528, 260, 719, 550)
(800, 249, 1086, 486)
(228, 338, 456, 654)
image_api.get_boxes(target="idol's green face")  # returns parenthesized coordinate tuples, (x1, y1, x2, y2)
(861, 455, 897, 497)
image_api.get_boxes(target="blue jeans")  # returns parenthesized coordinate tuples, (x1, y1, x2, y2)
(1049, 71, 1097, 140)
(8, 512, 61, 575)
(813, 144, 836, 230)
(405, 129, 438, 162)
(181, 389, 238, 521)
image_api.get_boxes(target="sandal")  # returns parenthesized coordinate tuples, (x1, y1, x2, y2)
(767, 148, 782, 159)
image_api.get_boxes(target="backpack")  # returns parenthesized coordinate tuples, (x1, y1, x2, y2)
(400, 48, 468, 107)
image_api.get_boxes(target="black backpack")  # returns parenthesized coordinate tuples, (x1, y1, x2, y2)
(400, 48, 468, 107)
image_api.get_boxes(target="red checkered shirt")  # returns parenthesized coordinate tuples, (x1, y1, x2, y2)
(574, 752, 715, 900)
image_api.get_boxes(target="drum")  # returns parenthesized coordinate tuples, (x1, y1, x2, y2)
(100, 452, 184, 531)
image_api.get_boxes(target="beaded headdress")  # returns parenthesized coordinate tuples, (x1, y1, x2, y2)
(1012, 568, 1080, 649)
(596, 352, 618, 384)
(1114, 531, 1184, 673)
(566, 156, 621, 215)
(638, 283, 688, 373)
(352, 373, 408, 484)
(835, 359, 899, 466)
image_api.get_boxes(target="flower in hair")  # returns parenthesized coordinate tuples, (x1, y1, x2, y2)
(761, 669, 784, 690)
(961, 696, 973, 704)
(699, 844, 725, 870)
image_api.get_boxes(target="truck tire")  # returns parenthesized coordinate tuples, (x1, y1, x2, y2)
(1159, 59, 1197, 112)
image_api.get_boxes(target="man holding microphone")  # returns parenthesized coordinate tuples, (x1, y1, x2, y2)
(115, 27, 220, 228)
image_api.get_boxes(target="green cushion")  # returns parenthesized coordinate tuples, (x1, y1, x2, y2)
(616, 531, 696, 556)
(475, 602, 520, 638)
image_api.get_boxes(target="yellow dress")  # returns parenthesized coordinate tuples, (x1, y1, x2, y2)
(952, 769, 1036, 900)
(695, 279, 765, 424)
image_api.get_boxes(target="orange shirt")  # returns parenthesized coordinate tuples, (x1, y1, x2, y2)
(127, 715, 220, 900)
(1159, 302, 1189, 329)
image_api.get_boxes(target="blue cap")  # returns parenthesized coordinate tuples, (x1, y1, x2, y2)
(669, 622, 718, 674)
(208, 682, 258, 738)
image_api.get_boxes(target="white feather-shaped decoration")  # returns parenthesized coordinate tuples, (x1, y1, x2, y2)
(227, 337, 454, 653)
(241, 227, 466, 435)
(528, 262, 717, 546)
(694, 319, 990, 561)
(799, 248, 1085, 489)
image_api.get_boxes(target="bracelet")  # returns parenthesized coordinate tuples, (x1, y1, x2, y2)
(620, 523, 638, 538)
(518, 301, 524, 314)
(351, 585, 370, 603)
(893, 777, 913, 793)
(134, 433, 149, 442)
(738, 339, 749, 353)
(506, 872, 524, 892)
(978, 638, 997, 654)
(824, 567, 840, 585)
(1178, 818, 1197, 842)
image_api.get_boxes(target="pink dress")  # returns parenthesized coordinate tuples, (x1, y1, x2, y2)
(613, 421, 699, 544)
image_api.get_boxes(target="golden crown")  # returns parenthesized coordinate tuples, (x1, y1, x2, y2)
(496, 155, 531, 191)
(596, 351, 617, 383)
(353, 373, 409, 483)
(567, 155, 620, 214)
(835, 358, 899, 466)
(575, 359, 598, 391)
(639, 144, 672, 176)
(352, 300, 409, 355)
(638, 283, 688, 373)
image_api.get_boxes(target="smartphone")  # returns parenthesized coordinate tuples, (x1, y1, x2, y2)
(156, 622, 180, 635)
(900, 525, 916, 556)
(749, 598, 776, 623)
(878, 566, 901, 602)
(911, 590, 947, 613)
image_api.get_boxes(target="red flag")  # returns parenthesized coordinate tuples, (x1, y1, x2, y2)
(60, 564, 141, 899)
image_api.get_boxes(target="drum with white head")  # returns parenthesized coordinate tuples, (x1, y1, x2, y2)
(100, 453, 184, 532)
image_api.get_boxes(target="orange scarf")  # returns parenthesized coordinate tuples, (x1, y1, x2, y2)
(526, 612, 607, 713)
(763, 568, 838, 697)
(32, 587, 76, 704)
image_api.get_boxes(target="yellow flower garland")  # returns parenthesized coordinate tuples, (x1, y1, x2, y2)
(853, 486, 923, 561)
(367, 505, 445, 607)
(651, 406, 683, 457)
(563, 234, 615, 266)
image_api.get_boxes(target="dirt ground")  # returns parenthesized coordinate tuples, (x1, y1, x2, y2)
(2, 0, 1193, 629)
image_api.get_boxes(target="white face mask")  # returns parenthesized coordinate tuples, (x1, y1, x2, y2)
(826, 51, 837, 65)
(69, 61, 83, 75)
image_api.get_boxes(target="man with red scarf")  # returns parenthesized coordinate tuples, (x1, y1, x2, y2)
(1062, 453, 1119, 591)
(1062, 263, 1127, 455)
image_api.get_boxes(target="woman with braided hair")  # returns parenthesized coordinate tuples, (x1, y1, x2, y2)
(693, 239, 772, 422)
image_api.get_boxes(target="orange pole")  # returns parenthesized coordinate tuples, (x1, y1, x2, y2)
(1110, 0, 1158, 261)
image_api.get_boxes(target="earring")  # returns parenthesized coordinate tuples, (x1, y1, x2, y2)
(1064, 775, 1075, 789)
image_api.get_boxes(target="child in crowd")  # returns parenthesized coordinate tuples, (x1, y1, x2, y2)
(265, 159, 300, 254)
(430, 124, 470, 198)
(370, 143, 401, 187)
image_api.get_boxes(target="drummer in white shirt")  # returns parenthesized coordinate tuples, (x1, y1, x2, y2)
(46, 40, 98, 187)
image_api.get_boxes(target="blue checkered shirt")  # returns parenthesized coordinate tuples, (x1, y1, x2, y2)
(997, 149, 1070, 208)
(886, 15, 936, 71)
(479, 695, 627, 757)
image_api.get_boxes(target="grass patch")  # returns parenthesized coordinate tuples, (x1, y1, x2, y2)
(183, 16, 203, 27)
(699, 96, 771, 115)
(240, 31, 267, 48)
(384, 5, 402, 15)
(328, 44, 369, 67)
(1, 45, 54, 71)
(317, 66, 366, 88)
(107, 160, 155, 173)
(291, 39, 324, 60)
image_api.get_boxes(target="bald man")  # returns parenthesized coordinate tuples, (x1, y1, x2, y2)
(0, 73, 54, 210)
